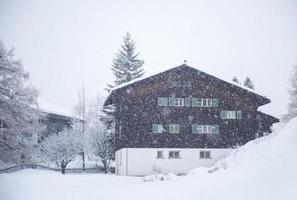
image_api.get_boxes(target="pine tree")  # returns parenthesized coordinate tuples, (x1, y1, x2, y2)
(101, 32, 145, 160)
(243, 76, 255, 89)
(0, 40, 44, 163)
(283, 65, 297, 122)
(102, 32, 145, 127)
(232, 76, 240, 84)
(106, 32, 145, 92)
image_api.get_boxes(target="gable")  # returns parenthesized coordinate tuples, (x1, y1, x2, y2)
(104, 64, 270, 106)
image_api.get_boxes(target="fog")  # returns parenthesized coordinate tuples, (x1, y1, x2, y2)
(1, 0, 296, 117)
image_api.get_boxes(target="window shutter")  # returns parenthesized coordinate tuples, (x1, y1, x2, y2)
(191, 98, 198, 107)
(169, 98, 175, 106)
(192, 125, 197, 133)
(185, 98, 191, 107)
(212, 98, 219, 107)
(214, 125, 219, 133)
(152, 124, 158, 133)
(221, 110, 227, 119)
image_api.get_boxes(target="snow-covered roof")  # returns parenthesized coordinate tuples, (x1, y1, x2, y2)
(37, 99, 81, 120)
(108, 64, 268, 98)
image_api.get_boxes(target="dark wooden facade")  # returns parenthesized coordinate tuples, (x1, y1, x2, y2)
(105, 65, 279, 151)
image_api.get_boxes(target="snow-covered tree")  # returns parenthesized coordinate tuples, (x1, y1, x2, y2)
(0, 40, 44, 163)
(243, 76, 255, 89)
(106, 32, 145, 92)
(39, 128, 83, 174)
(283, 65, 297, 122)
(88, 124, 115, 173)
(232, 76, 240, 84)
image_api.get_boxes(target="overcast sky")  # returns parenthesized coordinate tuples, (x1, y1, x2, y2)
(0, 0, 296, 117)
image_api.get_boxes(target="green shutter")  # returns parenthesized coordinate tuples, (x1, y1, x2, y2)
(169, 98, 175, 106)
(237, 111, 242, 119)
(192, 125, 197, 133)
(197, 125, 203, 133)
(214, 125, 219, 133)
(212, 98, 219, 107)
(185, 98, 191, 107)
(221, 110, 227, 119)
(197, 98, 202, 107)
(152, 124, 158, 133)
(158, 98, 162, 106)
(191, 98, 198, 107)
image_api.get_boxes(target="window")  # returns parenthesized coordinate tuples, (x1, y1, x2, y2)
(152, 124, 163, 133)
(157, 151, 164, 159)
(174, 98, 184, 107)
(192, 125, 219, 134)
(221, 110, 241, 119)
(169, 124, 180, 133)
(206, 98, 213, 107)
(171, 81, 191, 88)
(158, 97, 168, 106)
(169, 151, 180, 159)
(200, 151, 211, 159)
(202, 98, 207, 107)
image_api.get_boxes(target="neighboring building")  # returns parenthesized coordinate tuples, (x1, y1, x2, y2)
(38, 99, 81, 140)
(104, 64, 279, 176)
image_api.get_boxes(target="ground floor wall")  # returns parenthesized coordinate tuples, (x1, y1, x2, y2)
(115, 148, 233, 176)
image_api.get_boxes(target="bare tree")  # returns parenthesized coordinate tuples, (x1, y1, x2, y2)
(74, 82, 88, 170)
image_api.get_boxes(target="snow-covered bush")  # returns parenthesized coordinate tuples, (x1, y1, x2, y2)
(88, 124, 115, 173)
(39, 129, 83, 174)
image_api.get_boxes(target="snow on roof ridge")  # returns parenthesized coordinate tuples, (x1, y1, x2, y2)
(108, 64, 267, 98)
(37, 99, 81, 120)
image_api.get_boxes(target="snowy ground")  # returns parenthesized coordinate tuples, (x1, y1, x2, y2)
(0, 118, 297, 200)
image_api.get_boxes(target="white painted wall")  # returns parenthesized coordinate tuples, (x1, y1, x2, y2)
(115, 148, 232, 176)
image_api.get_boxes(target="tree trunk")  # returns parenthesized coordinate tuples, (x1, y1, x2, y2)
(102, 159, 109, 174)
(61, 165, 66, 174)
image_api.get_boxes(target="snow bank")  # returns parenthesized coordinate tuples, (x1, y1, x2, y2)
(143, 173, 177, 182)
(186, 117, 297, 199)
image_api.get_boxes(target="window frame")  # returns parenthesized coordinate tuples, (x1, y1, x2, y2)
(200, 151, 211, 159)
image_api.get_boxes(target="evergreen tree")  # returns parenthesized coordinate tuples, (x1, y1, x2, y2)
(243, 76, 255, 89)
(232, 76, 240, 84)
(283, 65, 297, 122)
(101, 32, 145, 159)
(106, 32, 145, 92)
